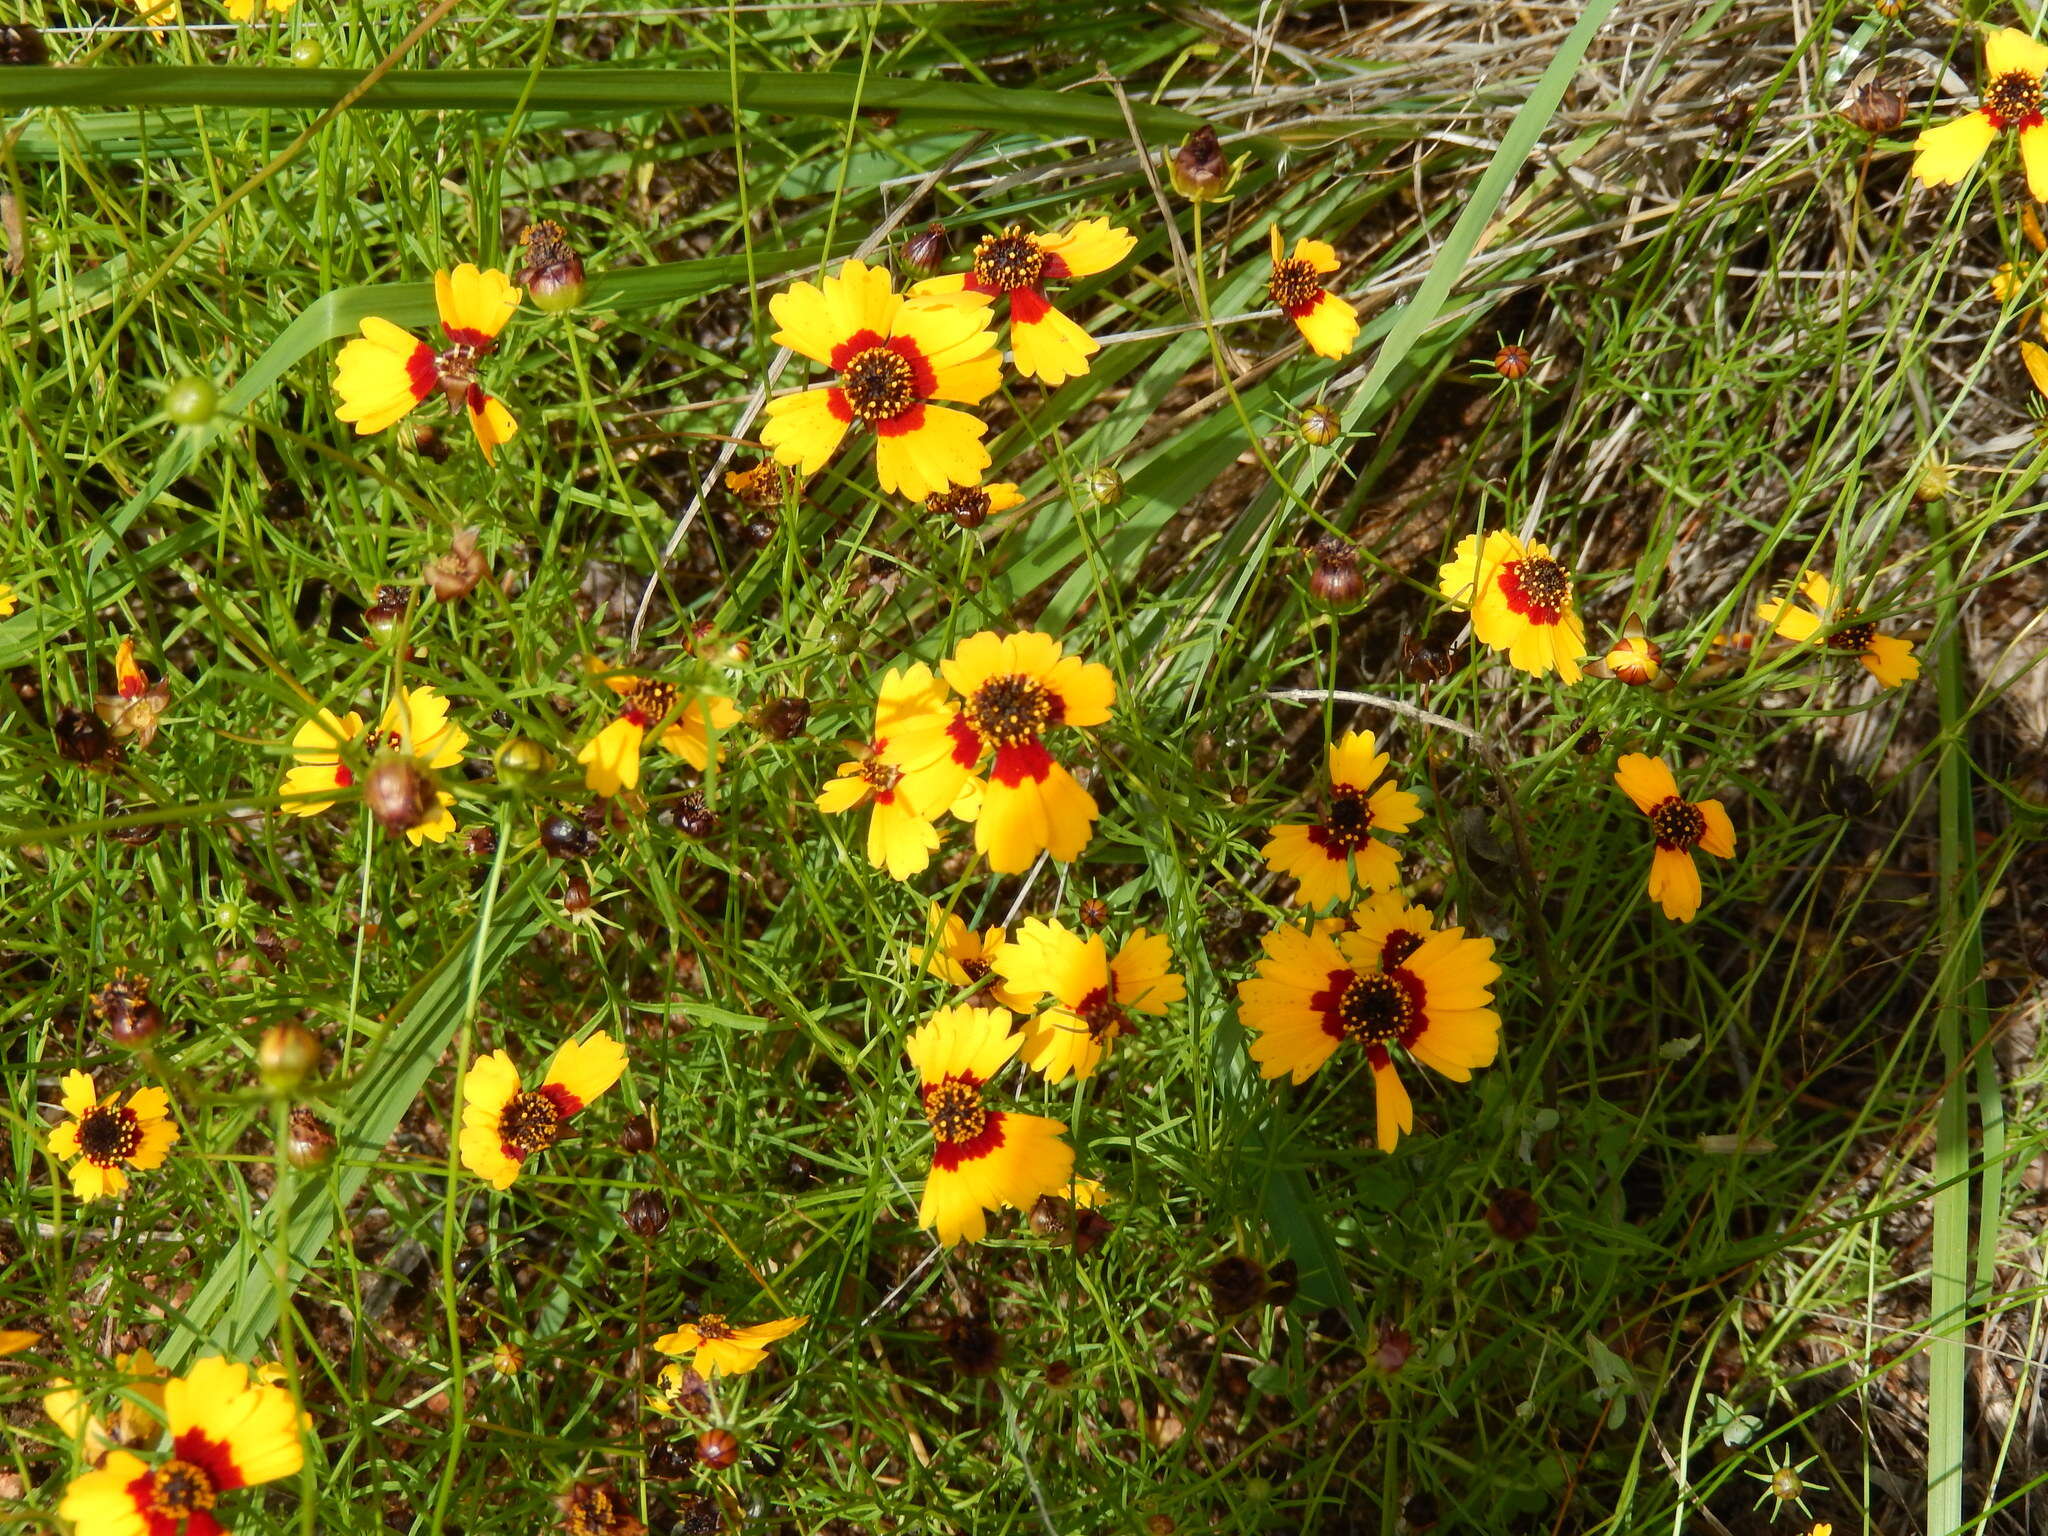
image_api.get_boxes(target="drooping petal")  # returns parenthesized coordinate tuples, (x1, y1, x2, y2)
(872, 404, 992, 500)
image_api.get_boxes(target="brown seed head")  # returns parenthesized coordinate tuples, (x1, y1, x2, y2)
(284, 1106, 337, 1169)
(539, 814, 600, 860)
(425, 529, 488, 603)
(0, 24, 50, 65)
(1485, 1186, 1541, 1242)
(696, 1429, 740, 1470)
(752, 695, 811, 742)
(363, 755, 438, 837)
(93, 970, 163, 1047)
(1205, 1255, 1268, 1314)
(1168, 123, 1231, 200)
(619, 1113, 656, 1154)
(623, 1190, 670, 1238)
(901, 220, 951, 274)
(1841, 80, 1908, 134)
(517, 220, 587, 313)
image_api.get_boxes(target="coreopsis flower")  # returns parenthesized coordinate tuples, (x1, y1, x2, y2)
(993, 918, 1185, 1083)
(121, 0, 180, 38)
(278, 707, 364, 816)
(44, 1349, 169, 1455)
(1756, 570, 1920, 687)
(0, 582, 16, 617)
(223, 0, 294, 19)
(883, 630, 1115, 874)
(911, 219, 1137, 386)
(333, 264, 523, 461)
(94, 637, 172, 747)
(1613, 754, 1736, 923)
(912, 902, 1040, 1013)
(47, 1070, 179, 1203)
(1910, 27, 2048, 201)
(815, 664, 952, 880)
(643, 1362, 706, 1419)
(925, 481, 1023, 530)
(908, 1004, 1074, 1246)
(363, 684, 469, 844)
(1236, 916, 1502, 1152)
(459, 1030, 627, 1190)
(557, 1482, 644, 1536)
(1267, 226, 1360, 360)
(1260, 730, 1422, 907)
(1436, 529, 1588, 683)
(762, 259, 1002, 499)
(726, 459, 798, 508)
(654, 1313, 806, 1378)
(577, 671, 742, 797)
(57, 1357, 303, 1536)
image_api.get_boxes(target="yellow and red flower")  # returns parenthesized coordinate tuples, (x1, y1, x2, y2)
(912, 902, 1040, 1013)
(57, 1357, 304, 1536)
(762, 259, 1002, 499)
(815, 664, 953, 880)
(44, 1349, 169, 1456)
(459, 1031, 627, 1190)
(223, 0, 294, 19)
(924, 481, 1024, 529)
(911, 219, 1137, 386)
(1911, 27, 2048, 201)
(47, 1071, 179, 1204)
(993, 918, 1185, 1083)
(277, 687, 469, 842)
(654, 1313, 806, 1379)
(1267, 226, 1360, 360)
(1236, 915, 1501, 1152)
(278, 707, 364, 816)
(1260, 730, 1421, 907)
(881, 630, 1115, 874)
(1756, 570, 1919, 688)
(578, 669, 742, 798)
(1346, 890, 1440, 971)
(1613, 754, 1736, 924)
(334, 264, 523, 461)
(908, 1005, 1073, 1246)
(1436, 529, 1588, 683)
(95, 638, 172, 748)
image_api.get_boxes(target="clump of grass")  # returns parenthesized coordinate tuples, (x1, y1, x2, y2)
(4, 2, 2047, 1534)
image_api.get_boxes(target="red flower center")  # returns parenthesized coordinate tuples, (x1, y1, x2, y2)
(1985, 69, 2044, 132)
(1648, 796, 1706, 852)
(838, 345, 920, 421)
(965, 673, 1058, 747)
(1076, 985, 1131, 1044)
(970, 227, 1049, 293)
(694, 1314, 736, 1341)
(498, 1090, 563, 1156)
(76, 1104, 142, 1166)
(1496, 556, 1570, 624)
(1337, 972, 1417, 1045)
(622, 679, 678, 730)
(925, 1078, 989, 1144)
(145, 1458, 218, 1520)
(1269, 259, 1323, 317)
(1826, 619, 1877, 655)
(1379, 928, 1424, 970)
(1307, 784, 1374, 855)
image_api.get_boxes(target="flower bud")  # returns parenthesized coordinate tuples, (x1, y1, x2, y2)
(491, 1343, 524, 1376)
(0, 23, 49, 65)
(562, 875, 592, 915)
(364, 755, 438, 838)
(1077, 897, 1110, 929)
(258, 1023, 321, 1093)
(290, 37, 323, 66)
(624, 1191, 671, 1238)
(1484, 1186, 1541, 1241)
(661, 792, 717, 839)
(901, 220, 950, 274)
(822, 620, 860, 656)
(1166, 123, 1233, 201)
(539, 813, 600, 860)
(363, 584, 409, 634)
(1914, 457, 1956, 502)
(425, 528, 487, 603)
(696, 1429, 740, 1470)
(1297, 402, 1341, 446)
(1840, 80, 1906, 134)
(1600, 632, 1664, 687)
(1307, 533, 1364, 609)
(751, 695, 811, 742)
(1086, 464, 1124, 507)
(93, 970, 163, 1047)
(495, 735, 551, 789)
(284, 1106, 336, 1169)
(1493, 344, 1532, 381)
(619, 1113, 656, 1154)
(1204, 1255, 1267, 1314)
(516, 219, 587, 313)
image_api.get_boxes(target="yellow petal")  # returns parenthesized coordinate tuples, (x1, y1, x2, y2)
(761, 387, 853, 476)
(1911, 111, 1997, 190)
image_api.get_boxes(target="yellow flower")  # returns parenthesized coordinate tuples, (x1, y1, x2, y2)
(762, 259, 1002, 500)
(334, 264, 523, 460)
(44, 1348, 170, 1455)
(1347, 890, 1439, 971)
(1267, 226, 1360, 360)
(993, 917, 1185, 1083)
(58, 1357, 304, 1536)
(911, 219, 1137, 386)
(363, 685, 470, 844)
(123, 0, 181, 39)
(577, 670, 742, 797)
(94, 637, 173, 748)
(815, 664, 952, 880)
(654, 1313, 806, 1378)
(1756, 569, 1919, 687)
(1911, 27, 2048, 201)
(908, 1005, 1073, 1246)
(222, 0, 294, 19)
(1436, 529, 1588, 683)
(912, 902, 1041, 1012)
(0, 582, 17, 617)
(458, 1031, 627, 1190)
(279, 707, 366, 816)
(1613, 754, 1737, 924)
(881, 631, 1115, 874)
(47, 1071, 179, 1204)
(1236, 914, 1502, 1152)
(1260, 730, 1421, 907)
